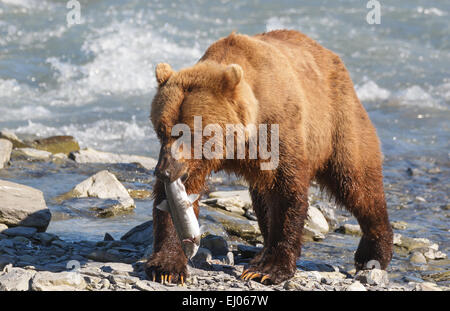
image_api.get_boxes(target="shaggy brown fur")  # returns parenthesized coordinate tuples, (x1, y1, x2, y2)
(146, 30, 393, 284)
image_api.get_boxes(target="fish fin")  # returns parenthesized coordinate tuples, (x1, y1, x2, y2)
(156, 200, 169, 212)
(188, 194, 200, 204)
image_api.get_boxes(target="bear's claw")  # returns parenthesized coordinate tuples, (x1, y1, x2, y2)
(240, 270, 271, 284)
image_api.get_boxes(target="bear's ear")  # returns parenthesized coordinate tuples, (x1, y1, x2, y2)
(223, 64, 243, 90)
(155, 63, 174, 85)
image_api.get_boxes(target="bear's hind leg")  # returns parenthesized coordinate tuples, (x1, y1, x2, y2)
(318, 161, 393, 271)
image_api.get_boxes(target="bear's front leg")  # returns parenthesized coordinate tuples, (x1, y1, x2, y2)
(145, 179, 188, 284)
(241, 183, 309, 285)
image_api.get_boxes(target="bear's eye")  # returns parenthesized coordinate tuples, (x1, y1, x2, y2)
(185, 86, 194, 93)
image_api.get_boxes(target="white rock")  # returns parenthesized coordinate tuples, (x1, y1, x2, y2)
(355, 269, 389, 286)
(345, 281, 367, 291)
(72, 170, 131, 199)
(423, 249, 447, 260)
(0, 223, 8, 232)
(0, 268, 36, 291)
(13, 148, 52, 159)
(415, 282, 442, 291)
(0, 179, 51, 231)
(306, 206, 329, 234)
(70, 148, 157, 170)
(31, 271, 87, 291)
(0, 139, 12, 169)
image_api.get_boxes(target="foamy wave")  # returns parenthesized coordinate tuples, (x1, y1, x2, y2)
(0, 105, 51, 122)
(417, 7, 447, 17)
(266, 17, 288, 31)
(44, 21, 203, 105)
(356, 80, 391, 101)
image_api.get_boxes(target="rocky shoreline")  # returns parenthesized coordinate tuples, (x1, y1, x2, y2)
(0, 132, 448, 291)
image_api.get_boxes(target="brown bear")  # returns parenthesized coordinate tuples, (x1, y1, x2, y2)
(146, 30, 393, 285)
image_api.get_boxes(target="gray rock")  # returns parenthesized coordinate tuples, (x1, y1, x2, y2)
(104, 232, 115, 241)
(409, 251, 427, 264)
(192, 247, 212, 264)
(0, 267, 35, 291)
(120, 220, 153, 245)
(0, 180, 51, 231)
(0, 139, 12, 169)
(200, 234, 229, 256)
(33, 232, 58, 246)
(224, 252, 234, 266)
(355, 269, 389, 286)
(3, 226, 37, 238)
(237, 244, 261, 258)
(394, 234, 439, 252)
(31, 271, 87, 291)
(69, 148, 157, 170)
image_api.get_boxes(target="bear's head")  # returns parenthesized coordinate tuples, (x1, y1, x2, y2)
(150, 61, 258, 183)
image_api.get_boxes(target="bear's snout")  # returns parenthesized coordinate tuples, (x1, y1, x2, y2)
(155, 147, 187, 183)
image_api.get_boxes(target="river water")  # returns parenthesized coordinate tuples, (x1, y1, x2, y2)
(0, 0, 448, 281)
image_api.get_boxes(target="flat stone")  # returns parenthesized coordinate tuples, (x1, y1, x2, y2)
(69, 148, 157, 170)
(32, 135, 79, 155)
(391, 221, 408, 230)
(0, 180, 51, 231)
(12, 148, 52, 159)
(0, 139, 12, 169)
(3, 226, 37, 238)
(0, 267, 35, 291)
(33, 232, 58, 246)
(31, 271, 87, 291)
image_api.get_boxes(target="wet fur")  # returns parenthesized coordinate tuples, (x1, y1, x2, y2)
(146, 30, 393, 284)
